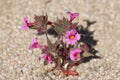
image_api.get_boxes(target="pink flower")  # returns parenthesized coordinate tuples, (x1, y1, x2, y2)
(29, 37, 47, 50)
(21, 17, 29, 30)
(70, 48, 82, 61)
(42, 54, 53, 63)
(65, 29, 80, 45)
(67, 11, 79, 22)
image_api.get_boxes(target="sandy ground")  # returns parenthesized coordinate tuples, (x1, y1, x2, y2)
(0, 0, 120, 80)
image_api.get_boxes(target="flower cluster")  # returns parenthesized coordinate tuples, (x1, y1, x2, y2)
(21, 12, 96, 76)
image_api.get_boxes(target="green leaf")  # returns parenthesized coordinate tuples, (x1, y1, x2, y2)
(54, 23, 64, 34)
(62, 17, 71, 29)
(46, 37, 61, 56)
(54, 17, 71, 34)
(46, 35, 53, 49)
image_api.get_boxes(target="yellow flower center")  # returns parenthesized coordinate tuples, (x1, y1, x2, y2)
(70, 35, 75, 39)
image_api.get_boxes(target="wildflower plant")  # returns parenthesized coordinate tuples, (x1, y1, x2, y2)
(21, 12, 98, 76)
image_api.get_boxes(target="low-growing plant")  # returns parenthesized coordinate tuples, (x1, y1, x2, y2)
(21, 12, 99, 76)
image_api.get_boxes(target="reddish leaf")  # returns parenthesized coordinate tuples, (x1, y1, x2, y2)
(68, 70, 79, 76)
(62, 70, 79, 76)
(28, 22, 35, 27)
(47, 21, 54, 27)
(62, 69, 68, 76)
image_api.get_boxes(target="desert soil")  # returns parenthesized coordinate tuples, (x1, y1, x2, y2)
(0, 0, 120, 80)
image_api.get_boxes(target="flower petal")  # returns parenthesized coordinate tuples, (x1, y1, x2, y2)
(21, 17, 29, 30)
(65, 29, 80, 45)
(67, 11, 79, 22)
(75, 33, 80, 40)
(70, 48, 82, 61)
(66, 31, 71, 37)
(37, 45, 48, 50)
(65, 38, 71, 44)
(29, 37, 39, 49)
(70, 29, 76, 34)
(70, 39, 76, 45)
(42, 54, 53, 63)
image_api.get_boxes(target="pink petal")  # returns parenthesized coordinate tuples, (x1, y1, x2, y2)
(29, 37, 47, 50)
(21, 17, 29, 30)
(65, 29, 80, 45)
(37, 45, 47, 50)
(21, 25, 28, 30)
(70, 39, 76, 45)
(75, 48, 82, 53)
(70, 54, 75, 61)
(70, 50, 78, 61)
(70, 52, 74, 60)
(70, 48, 81, 61)
(65, 29, 77, 45)
(42, 54, 53, 63)
(48, 59, 52, 63)
(75, 33, 80, 40)
(29, 37, 39, 49)
(24, 17, 28, 22)
(65, 38, 71, 44)
(70, 29, 76, 34)
(67, 11, 79, 22)
(65, 29, 75, 38)
(42, 54, 47, 59)
(66, 31, 71, 37)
